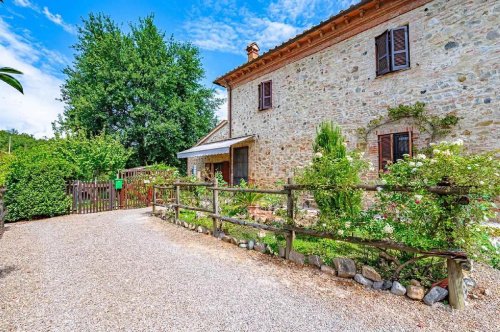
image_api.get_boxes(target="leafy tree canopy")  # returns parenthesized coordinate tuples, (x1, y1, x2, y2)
(0, 129, 40, 153)
(55, 14, 221, 168)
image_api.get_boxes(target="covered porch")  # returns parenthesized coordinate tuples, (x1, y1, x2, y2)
(177, 135, 254, 185)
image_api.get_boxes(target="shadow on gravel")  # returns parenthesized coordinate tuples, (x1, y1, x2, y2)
(0, 265, 18, 279)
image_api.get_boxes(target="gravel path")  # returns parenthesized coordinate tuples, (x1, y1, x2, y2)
(0, 209, 498, 331)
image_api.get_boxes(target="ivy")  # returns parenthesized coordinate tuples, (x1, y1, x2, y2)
(357, 102, 460, 143)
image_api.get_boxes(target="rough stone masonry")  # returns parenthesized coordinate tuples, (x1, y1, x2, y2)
(227, 0, 499, 186)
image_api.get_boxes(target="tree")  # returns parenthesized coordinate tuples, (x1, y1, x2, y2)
(55, 14, 220, 167)
(0, 67, 23, 94)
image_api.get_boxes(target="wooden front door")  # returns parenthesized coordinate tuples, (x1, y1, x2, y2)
(214, 162, 230, 184)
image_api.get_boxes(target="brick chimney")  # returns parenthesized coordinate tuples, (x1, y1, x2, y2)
(246, 42, 260, 62)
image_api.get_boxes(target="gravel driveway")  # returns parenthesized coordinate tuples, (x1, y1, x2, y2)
(0, 209, 498, 331)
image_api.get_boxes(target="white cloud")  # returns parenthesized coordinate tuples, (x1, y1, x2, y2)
(185, 0, 358, 55)
(42, 6, 76, 35)
(12, 0, 76, 35)
(13, 0, 35, 9)
(0, 18, 66, 138)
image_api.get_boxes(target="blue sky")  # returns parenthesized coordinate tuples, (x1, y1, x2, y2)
(0, 0, 357, 137)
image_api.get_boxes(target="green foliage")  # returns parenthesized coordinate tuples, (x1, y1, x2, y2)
(232, 179, 264, 209)
(4, 144, 74, 221)
(0, 152, 15, 186)
(0, 67, 23, 94)
(4, 134, 130, 221)
(374, 140, 499, 265)
(0, 129, 40, 153)
(56, 14, 221, 167)
(297, 122, 369, 220)
(358, 102, 460, 143)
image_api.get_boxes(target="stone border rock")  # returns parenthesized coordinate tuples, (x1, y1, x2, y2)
(153, 212, 470, 308)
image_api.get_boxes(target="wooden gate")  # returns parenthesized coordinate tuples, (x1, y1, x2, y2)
(68, 181, 117, 214)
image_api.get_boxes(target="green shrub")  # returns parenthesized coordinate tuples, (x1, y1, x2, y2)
(4, 134, 130, 221)
(4, 145, 74, 221)
(297, 122, 369, 221)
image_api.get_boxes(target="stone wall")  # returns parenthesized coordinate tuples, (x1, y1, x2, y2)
(187, 123, 229, 178)
(230, 0, 499, 187)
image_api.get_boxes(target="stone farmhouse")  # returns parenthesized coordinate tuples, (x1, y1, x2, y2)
(178, 0, 499, 187)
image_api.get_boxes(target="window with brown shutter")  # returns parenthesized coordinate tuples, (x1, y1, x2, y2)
(375, 25, 410, 76)
(378, 132, 412, 171)
(258, 80, 272, 110)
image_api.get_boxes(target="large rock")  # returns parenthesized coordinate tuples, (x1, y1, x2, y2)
(289, 250, 305, 265)
(254, 243, 267, 253)
(373, 280, 393, 290)
(407, 285, 425, 300)
(333, 258, 356, 278)
(391, 281, 407, 296)
(222, 235, 232, 243)
(239, 243, 248, 249)
(354, 274, 373, 287)
(423, 286, 448, 306)
(320, 265, 336, 276)
(308, 255, 323, 268)
(247, 240, 255, 250)
(362, 265, 382, 282)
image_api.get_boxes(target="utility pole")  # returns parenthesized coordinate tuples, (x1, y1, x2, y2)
(8, 136, 11, 154)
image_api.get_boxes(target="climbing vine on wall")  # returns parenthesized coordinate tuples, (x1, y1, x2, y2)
(357, 102, 460, 144)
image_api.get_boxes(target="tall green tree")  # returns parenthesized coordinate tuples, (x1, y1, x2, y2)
(55, 14, 220, 167)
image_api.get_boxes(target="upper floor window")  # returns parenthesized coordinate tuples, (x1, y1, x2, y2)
(378, 132, 412, 171)
(258, 80, 272, 110)
(375, 26, 410, 76)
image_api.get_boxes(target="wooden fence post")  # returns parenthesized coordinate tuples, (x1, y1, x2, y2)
(212, 177, 219, 235)
(285, 177, 295, 260)
(152, 185, 157, 215)
(447, 258, 465, 309)
(174, 181, 180, 222)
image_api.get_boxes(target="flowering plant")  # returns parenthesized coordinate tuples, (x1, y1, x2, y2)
(373, 139, 499, 264)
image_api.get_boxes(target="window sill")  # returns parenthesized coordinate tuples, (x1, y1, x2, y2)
(375, 67, 411, 79)
(258, 107, 273, 112)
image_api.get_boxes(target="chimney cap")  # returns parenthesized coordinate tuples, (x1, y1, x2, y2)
(246, 42, 260, 52)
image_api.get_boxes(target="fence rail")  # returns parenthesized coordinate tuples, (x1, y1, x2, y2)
(153, 178, 472, 309)
(67, 181, 117, 214)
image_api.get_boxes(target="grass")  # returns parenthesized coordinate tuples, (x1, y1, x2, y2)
(171, 209, 449, 286)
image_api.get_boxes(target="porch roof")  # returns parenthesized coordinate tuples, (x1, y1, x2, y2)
(177, 135, 254, 159)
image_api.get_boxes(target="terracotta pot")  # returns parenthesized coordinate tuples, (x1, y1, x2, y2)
(247, 205, 259, 214)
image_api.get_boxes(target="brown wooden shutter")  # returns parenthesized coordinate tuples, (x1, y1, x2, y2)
(375, 31, 390, 76)
(258, 83, 263, 110)
(378, 134, 392, 171)
(262, 80, 272, 109)
(391, 26, 409, 70)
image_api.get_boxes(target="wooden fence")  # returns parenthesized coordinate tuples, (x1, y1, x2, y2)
(67, 181, 117, 214)
(153, 179, 471, 309)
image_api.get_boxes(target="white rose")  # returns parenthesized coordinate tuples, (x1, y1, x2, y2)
(479, 181, 485, 185)
(409, 162, 416, 167)
(453, 139, 464, 146)
(411, 168, 418, 173)
(345, 222, 351, 228)
(414, 194, 423, 201)
(337, 229, 344, 236)
(430, 159, 437, 164)
(416, 162, 423, 167)
(442, 150, 452, 156)
(416, 154, 427, 160)
(433, 149, 441, 154)
(383, 224, 394, 234)
(346, 156, 353, 162)
(314, 152, 323, 158)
